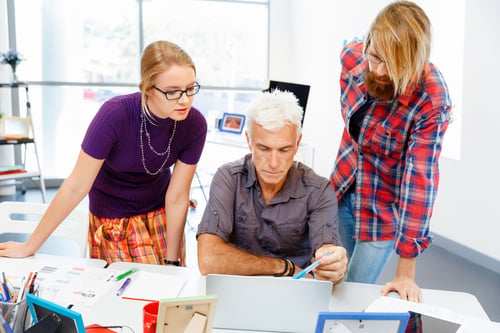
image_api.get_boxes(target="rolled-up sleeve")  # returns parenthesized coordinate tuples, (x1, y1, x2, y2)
(307, 178, 342, 251)
(196, 166, 236, 241)
(395, 105, 449, 257)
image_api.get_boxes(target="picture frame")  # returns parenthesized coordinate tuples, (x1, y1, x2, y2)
(315, 312, 410, 333)
(219, 113, 245, 134)
(26, 293, 86, 333)
(155, 295, 217, 333)
(1, 116, 31, 139)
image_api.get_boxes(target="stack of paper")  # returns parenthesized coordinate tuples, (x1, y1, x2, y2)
(365, 296, 500, 333)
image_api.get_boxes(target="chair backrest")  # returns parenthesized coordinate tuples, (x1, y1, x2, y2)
(0, 201, 89, 257)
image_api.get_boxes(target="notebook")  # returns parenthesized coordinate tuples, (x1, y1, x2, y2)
(206, 274, 332, 333)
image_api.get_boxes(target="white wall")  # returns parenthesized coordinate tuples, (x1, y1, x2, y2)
(431, 0, 500, 265)
(270, 0, 500, 265)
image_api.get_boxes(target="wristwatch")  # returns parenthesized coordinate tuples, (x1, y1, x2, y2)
(165, 259, 181, 266)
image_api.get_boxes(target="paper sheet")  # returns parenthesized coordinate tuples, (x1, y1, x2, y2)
(36, 265, 117, 306)
(365, 296, 500, 333)
(119, 271, 187, 301)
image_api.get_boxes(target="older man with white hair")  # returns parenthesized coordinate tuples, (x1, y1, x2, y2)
(197, 90, 347, 285)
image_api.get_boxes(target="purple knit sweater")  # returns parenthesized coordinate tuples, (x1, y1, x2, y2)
(81, 92, 207, 218)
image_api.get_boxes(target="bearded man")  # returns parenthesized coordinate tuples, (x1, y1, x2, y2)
(330, 1, 451, 303)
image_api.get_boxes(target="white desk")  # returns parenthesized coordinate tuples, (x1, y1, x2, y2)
(330, 280, 490, 319)
(74, 263, 203, 332)
(2, 258, 490, 332)
(0, 253, 107, 271)
(76, 261, 490, 333)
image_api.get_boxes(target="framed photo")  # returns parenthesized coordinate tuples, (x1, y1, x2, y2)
(26, 293, 86, 333)
(219, 113, 245, 134)
(315, 312, 410, 333)
(1, 116, 30, 139)
(156, 295, 217, 333)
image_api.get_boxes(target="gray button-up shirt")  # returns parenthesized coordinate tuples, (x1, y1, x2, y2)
(197, 154, 341, 268)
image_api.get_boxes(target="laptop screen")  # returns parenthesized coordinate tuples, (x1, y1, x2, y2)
(206, 274, 332, 333)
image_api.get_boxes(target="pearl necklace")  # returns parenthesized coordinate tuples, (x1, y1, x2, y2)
(139, 108, 177, 175)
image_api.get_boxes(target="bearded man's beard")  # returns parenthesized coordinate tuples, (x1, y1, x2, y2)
(365, 71, 395, 99)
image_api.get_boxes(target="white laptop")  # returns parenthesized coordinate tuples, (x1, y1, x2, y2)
(206, 274, 332, 333)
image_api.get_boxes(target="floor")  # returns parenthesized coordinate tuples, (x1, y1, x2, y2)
(1, 182, 499, 322)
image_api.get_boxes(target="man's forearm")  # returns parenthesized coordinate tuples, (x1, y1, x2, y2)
(197, 234, 287, 276)
(395, 256, 417, 280)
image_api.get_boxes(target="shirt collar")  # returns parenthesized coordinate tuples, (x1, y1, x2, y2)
(396, 84, 416, 106)
(243, 155, 306, 204)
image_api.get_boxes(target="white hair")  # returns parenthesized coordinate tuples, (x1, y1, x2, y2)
(246, 90, 303, 140)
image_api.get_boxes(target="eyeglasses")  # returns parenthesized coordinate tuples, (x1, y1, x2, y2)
(153, 84, 201, 100)
(365, 53, 385, 65)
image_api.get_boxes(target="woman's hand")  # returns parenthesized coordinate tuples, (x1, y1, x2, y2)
(0, 241, 35, 258)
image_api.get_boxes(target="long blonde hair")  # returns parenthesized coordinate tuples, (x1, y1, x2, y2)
(138, 41, 196, 112)
(364, 1, 431, 96)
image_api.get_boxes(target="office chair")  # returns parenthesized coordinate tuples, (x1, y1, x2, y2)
(0, 201, 89, 257)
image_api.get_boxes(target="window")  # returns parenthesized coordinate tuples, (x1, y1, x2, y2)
(4, 0, 269, 178)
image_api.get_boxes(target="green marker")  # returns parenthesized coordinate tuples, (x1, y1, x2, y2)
(115, 268, 138, 281)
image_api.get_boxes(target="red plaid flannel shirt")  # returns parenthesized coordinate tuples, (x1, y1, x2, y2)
(330, 41, 451, 258)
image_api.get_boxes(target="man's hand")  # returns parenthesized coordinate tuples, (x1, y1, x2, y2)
(381, 256, 422, 302)
(381, 277, 422, 302)
(311, 244, 348, 284)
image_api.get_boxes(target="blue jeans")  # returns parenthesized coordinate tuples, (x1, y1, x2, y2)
(338, 189, 395, 284)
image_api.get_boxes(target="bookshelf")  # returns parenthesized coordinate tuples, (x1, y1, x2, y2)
(0, 82, 47, 202)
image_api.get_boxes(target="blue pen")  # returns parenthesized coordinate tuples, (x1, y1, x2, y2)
(0, 312, 13, 333)
(116, 277, 132, 296)
(1, 272, 10, 302)
(293, 252, 332, 279)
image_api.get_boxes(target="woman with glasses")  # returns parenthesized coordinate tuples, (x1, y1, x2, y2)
(0, 41, 207, 266)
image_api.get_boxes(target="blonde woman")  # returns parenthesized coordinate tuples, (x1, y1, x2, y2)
(0, 41, 207, 266)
